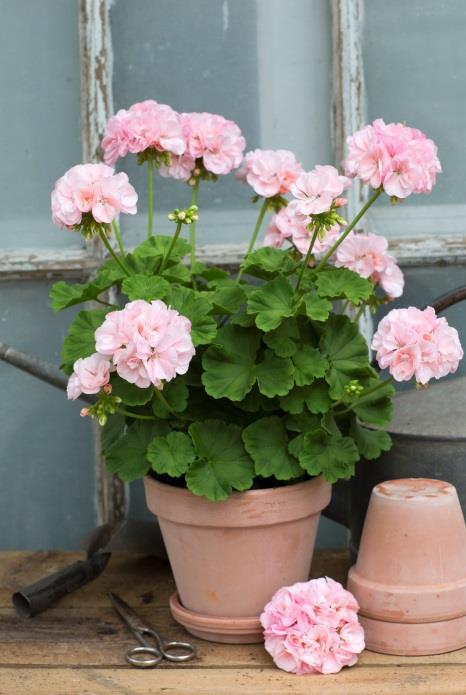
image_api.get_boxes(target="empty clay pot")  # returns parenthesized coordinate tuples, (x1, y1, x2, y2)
(348, 478, 466, 655)
(144, 475, 331, 643)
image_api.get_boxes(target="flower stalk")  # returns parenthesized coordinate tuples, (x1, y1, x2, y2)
(236, 198, 269, 283)
(98, 228, 130, 276)
(315, 188, 383, 271)
(148, 158, 155, 238)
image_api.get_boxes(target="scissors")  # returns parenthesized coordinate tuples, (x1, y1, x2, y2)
(109, 591, 197, 668)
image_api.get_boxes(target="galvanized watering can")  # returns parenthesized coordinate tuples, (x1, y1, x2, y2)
(1, 287, 465, 558)
(325, 286, 466, 556)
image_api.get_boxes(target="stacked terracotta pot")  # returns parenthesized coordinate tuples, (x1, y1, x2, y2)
(348, 478, 466, 655)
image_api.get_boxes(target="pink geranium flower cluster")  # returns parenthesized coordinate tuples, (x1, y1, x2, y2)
(264, 205, 341, 258)
(101, 100, 186, 166)
(344, 119, 441, 198)
(51, 163, 137, 228)
(260, 578, 365, 675)
(335, 231, 404, 298)
(372, 306, 463, 384)
(67, 353, 113, 401)
(67, 300, 195, 399)
(290, 165, 350, 217)
(237, 149, 302, 198)
(160, 112, 246, 181)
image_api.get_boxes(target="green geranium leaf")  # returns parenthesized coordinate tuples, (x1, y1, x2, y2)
(168, 286, 217, 346)
(305, 379, 332, 414)
(147, 431, 195, 477)
(132, 235, 190, 261)
(354, 395, 393, 427)
(152, 379, 189, 418)
(111, 375, 153, 406)
(121, 274, 170, 302)
(186, 420, 254, 500)
(162, 262, 192, 284)
(285, 412, 321, 434)
(302, 291, 332, 322)
(95, 258, 128, 286)
(316, 268, 373, 304)
(297, 429, 360, 483)
(101, 413, 126, 452)
(264, 319, 300, 357)
(202, 325, 260, 401)
(243, 417, 302, 480)
(50, 279, 114, 312)
(209, 283, 246, 315)
(230, 310, 256, 327)
(320, 314, 370, 399)
(247, 275, 295, 331)
(105, 421, 162, 482)
(350, 420, 392, 460)
(256, 351, 294, 398)
(279, 385, 314, 414)
(60, 309, 108, 374)
(240, 247, 298, 279)
(195, 264, 229, 282)
(292, 346, 329, 387)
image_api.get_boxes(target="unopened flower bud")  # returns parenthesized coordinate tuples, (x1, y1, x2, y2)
(178, 211, 186, 220)
(80, 408, 90, 418)
(103, 383, 112, 394)
(193, 168, 201, 177)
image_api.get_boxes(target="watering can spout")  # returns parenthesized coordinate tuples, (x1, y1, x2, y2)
(0, 342, 70, 393)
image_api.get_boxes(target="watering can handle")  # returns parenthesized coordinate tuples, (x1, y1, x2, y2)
(429, 286, 466, 314)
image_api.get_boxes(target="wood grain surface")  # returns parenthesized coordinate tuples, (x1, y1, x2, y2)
(0, 550, 465, 694)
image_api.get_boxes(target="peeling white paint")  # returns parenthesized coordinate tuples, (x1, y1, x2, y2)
(222, 0, 229, 33)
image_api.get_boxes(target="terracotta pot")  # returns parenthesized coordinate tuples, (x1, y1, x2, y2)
(144, 475, 331, 643)
(348, 478, 466, 655)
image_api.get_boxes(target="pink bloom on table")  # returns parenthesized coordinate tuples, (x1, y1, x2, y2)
(344, 119, 441, 198)
(290, 165, 351, 217)
(67, 353, 112, 400)
(372, 306, 463, 384)
(51, 164, 137, 230)
(260, 577, 364, 676)
(94, 299, 195, 389)
(101, 100, 185, 165)
(237, 149, 302, 198)
(335, 231, 404, 298)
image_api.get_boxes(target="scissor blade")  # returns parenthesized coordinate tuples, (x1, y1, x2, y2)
(108, 592, 150, 632)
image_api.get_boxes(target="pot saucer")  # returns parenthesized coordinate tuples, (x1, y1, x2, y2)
(169, 592, 263, 644)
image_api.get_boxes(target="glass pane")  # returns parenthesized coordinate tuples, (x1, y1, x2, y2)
(0, 0, 82, 250)
(364, 1, 466, 234)
(110, 0, 332, 245)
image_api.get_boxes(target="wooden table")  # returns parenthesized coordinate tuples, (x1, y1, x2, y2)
(0, 550, 465, 694)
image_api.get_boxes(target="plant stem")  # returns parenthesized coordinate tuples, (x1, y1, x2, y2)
(236, 198, 269, 283)
(112, 219, 126, 256)
(353, 303, 367, 323)
(315, 188, 383, 271)
(189, 180, 199, 270)
(98, 229, 130, 276)
(159, 221, 183, 273)
(148, 158, 154, 238)
(336, 376, 394, 415)
(295, 226, 319, 293)
(153, 388, 176, 416)
(116, 408, 154, 421)
(94, 298, 119, 308)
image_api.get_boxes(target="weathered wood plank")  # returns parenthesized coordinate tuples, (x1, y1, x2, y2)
(0, 665, 465, 695)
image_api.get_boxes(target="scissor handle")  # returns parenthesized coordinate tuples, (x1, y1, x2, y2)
(160, 640, 197, 662)
(126, 645, 163, 668)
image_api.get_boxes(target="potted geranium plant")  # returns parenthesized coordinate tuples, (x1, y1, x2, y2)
(50, 104, 462, 643)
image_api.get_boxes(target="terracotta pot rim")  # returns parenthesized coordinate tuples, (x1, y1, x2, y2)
(144, 474, 331, 527)
(145, 473, 322, 499)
